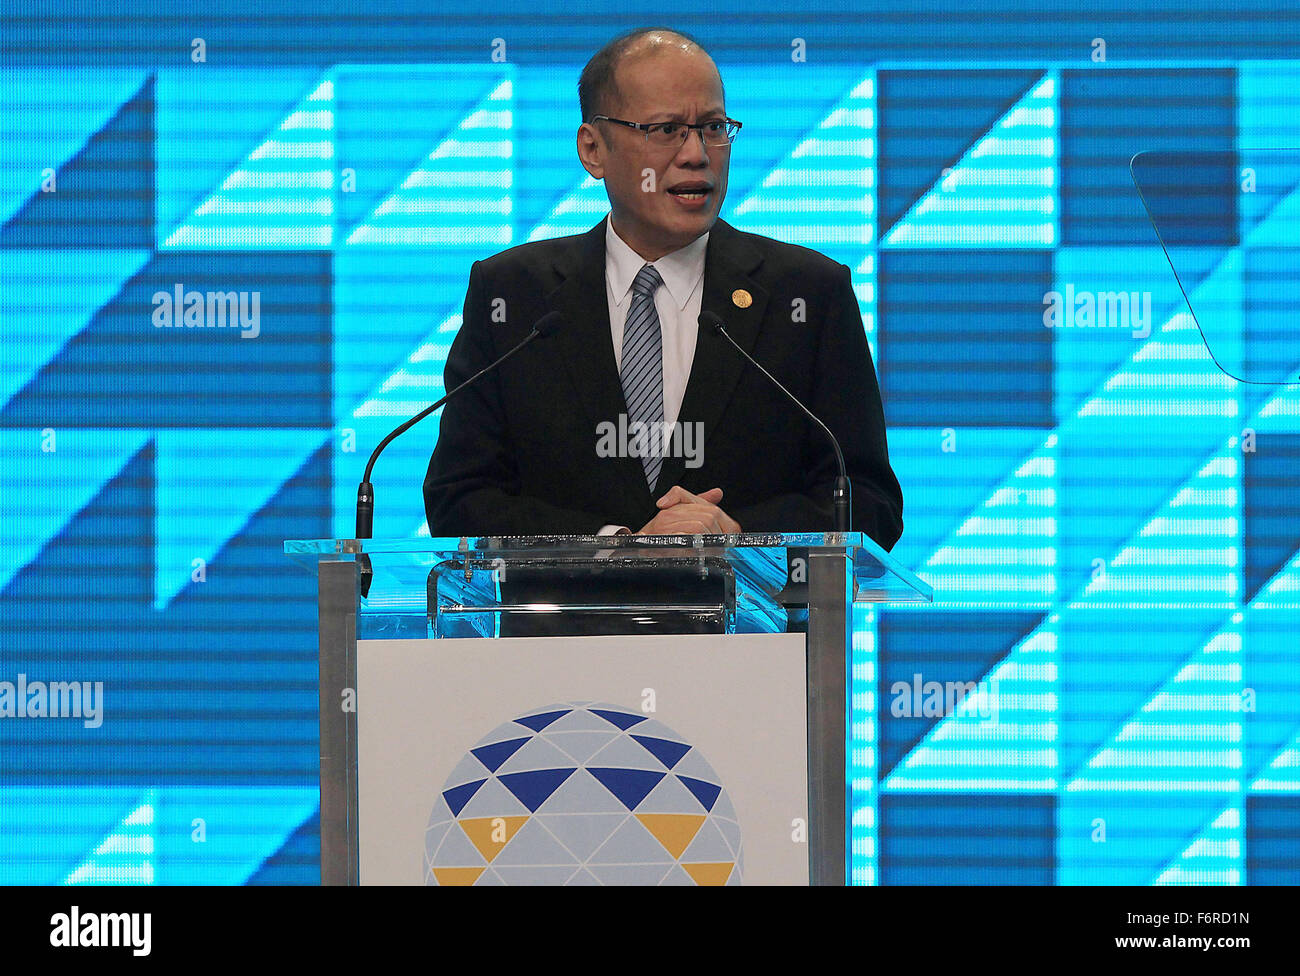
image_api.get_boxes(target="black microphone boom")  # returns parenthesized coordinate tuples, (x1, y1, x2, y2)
(355, 310, 566, 540)
(700, 310, 852, 533)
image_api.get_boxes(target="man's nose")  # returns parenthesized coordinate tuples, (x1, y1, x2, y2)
(674, 128, 711, 165)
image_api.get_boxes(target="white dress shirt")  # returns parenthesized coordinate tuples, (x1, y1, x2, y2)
(598, 218, 709, 534)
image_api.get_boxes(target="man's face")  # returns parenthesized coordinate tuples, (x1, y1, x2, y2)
(578, 45, 730, 261)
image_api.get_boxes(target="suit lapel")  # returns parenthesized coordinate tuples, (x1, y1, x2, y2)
(544, 217, 769, 507)
(545, 218, 655, 509)
(657, 219, 769, 491)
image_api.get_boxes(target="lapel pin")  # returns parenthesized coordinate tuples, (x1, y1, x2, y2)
(731, 289, 752, 309)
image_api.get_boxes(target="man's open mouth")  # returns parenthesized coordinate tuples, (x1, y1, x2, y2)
(667, 182, 712, 200)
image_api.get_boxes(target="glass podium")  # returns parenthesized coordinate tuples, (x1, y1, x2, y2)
(286, 532, 932, 885)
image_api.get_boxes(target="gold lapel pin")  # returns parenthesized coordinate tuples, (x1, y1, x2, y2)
(731, 289, 752, 309)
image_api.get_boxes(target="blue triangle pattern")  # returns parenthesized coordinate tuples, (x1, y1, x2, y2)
(245, 810, 320, 886)
(587, 767, 665, 810)
(0, 74, 154, 248)
(590, 708, 648, 731)
(879, 69, 1043, 234)
(631, 735, 691, 770)
(471, 737, 530, 773)
(442, 778, 486, 817)
(497, 768, 575, 812)
(515, 709, 570, 732)
(678, 775, 722, 812)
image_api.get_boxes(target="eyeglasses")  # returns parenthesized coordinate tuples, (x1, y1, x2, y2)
(591, 115, 742, 149)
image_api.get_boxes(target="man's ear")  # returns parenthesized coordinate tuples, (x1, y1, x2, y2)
(576, 123, 605, 180)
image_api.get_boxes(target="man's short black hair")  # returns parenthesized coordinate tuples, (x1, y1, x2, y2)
(578, 27, 717, 123)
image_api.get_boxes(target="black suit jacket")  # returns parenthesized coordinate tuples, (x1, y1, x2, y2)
(424, 216, 904, 549)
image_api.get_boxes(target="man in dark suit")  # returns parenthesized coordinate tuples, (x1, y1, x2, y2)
(424, 27, 903, 550)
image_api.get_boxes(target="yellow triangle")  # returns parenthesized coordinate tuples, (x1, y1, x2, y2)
(636, 813, 706, 859)
(432, 866, 485, 886)
(682, 862, 734, 886)
(458, 816, 530, 862)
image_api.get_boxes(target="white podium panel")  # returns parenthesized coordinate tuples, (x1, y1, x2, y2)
(356, 633, 809, 885)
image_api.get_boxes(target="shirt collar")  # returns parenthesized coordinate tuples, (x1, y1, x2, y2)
(605, 216, 709, 311)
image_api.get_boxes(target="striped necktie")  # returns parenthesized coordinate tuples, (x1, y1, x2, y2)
(620, 264, 666, 491)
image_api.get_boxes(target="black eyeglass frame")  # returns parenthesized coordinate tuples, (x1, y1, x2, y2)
(589, 115, 743, 147)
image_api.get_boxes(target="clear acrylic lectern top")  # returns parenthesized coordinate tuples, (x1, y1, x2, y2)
(285, 531, 932, 639)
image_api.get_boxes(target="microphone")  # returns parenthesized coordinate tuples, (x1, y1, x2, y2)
(700, 310, 852, 533)
(355, 310, 566, 545)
